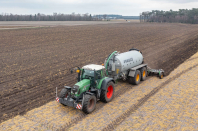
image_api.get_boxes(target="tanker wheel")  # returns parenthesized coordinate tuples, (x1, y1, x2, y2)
(82, 95, 96, 114)
(128, 70, 141, 85)
(159, 72, 164, 79)
(140, 67, 147, 81)
(100, 81, 115, 103)
(59, 88, 69, 98)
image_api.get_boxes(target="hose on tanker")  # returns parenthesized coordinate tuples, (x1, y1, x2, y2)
(105, 51, 117, 76)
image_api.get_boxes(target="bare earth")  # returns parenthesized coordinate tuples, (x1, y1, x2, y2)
(0, 40, 198, 131)
(0, 22, 198, 130)
(0, 21, 127, 27)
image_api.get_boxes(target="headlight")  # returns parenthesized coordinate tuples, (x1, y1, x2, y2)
(78, 89, 80, 95)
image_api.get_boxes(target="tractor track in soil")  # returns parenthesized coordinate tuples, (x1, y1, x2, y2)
(1, 23, 198, 123)
(102, 63, 198, 131)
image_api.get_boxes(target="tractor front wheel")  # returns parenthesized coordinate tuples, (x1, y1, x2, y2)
(59, 88, 69, 98)
(59, 88, 69, 105)
(82, 95, 96, 114)
(100, 81, 115, 103)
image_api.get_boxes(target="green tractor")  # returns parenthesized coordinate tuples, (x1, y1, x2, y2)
(58, 64, 115, 113)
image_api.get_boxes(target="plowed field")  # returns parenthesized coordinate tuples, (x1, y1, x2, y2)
(0, 23, 198, 123)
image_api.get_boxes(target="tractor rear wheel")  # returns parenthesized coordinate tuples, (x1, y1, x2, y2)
(59, 88, 69, 98)
(100, 81, 115, 103)
(82, 95, 96, 114)
(128, 70, 141, 85)
(140, 67, 147, 81)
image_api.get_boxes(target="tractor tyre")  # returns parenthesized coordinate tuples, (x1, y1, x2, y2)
(100, 81, 115, 103)
(140, 67, 147, 81)
(128, 70, 141, 85)
(59, 88, 69, 98)
(82, 95, 96, 114)
(159, 72, 164, 79)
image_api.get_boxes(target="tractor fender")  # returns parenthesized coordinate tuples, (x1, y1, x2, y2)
(64, 86, 71, 89)
(85, 92, 95, 96)
(101, 78, 115, 90)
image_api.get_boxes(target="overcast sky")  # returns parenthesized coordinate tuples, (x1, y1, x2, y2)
(1, 0, 198, 16)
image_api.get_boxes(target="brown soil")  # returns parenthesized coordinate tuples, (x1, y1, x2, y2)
(0, 26, 33, 28)
(0, 23, 198, 123)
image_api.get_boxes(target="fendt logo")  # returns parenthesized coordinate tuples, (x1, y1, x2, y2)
(124, 58, 133, 63)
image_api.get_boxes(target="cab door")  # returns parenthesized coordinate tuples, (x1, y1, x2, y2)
(96, 69, 106, 89)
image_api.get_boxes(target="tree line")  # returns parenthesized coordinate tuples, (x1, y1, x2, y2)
(0, 12, 102, 21)
(140, 8, 198, 24)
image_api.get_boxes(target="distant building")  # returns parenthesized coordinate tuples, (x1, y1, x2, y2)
(93, 14, 139, 19)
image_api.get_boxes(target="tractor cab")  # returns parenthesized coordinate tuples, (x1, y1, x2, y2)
(65, 64, 106, 99)
(81, 64, 105, 87)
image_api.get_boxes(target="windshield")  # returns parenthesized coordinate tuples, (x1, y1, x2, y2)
(83, 69, 94, 77)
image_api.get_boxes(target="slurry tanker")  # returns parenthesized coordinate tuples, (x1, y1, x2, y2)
(56, 49, 164, 113)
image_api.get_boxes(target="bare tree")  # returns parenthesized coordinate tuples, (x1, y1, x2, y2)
(0, 12, 101, 21)
(143, 8, 198, 24)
